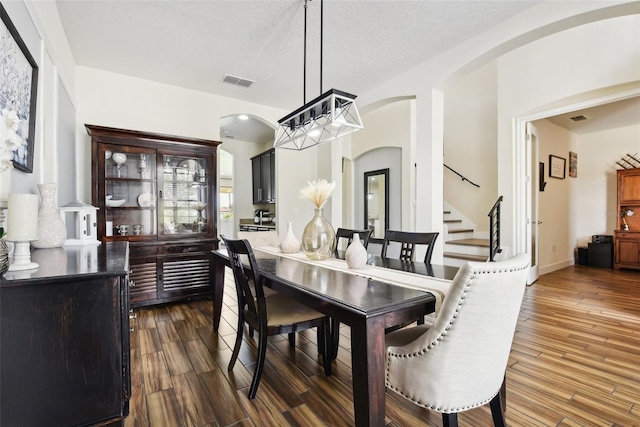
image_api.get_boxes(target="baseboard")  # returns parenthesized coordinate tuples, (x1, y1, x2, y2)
(539, 258, 574, 275)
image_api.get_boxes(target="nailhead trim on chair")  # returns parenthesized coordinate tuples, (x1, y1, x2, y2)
(385, 263, 529, 413)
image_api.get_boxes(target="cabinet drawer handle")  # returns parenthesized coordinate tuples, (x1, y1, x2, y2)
(129, 312, 137, 319)
(159, 190, 163, 199)
(129, 279, 136, 287)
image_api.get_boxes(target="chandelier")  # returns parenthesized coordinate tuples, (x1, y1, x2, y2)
(274, 0, 363, 151)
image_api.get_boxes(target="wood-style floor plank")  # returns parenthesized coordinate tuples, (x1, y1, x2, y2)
(126, 265, 640, 426)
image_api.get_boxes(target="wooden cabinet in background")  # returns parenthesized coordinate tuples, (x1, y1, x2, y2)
(251, 148, 275, 204)
(87, 124, 221, 306)
(614, 168, 640, 270)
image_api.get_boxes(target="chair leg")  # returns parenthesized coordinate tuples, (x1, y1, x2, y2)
(288, 332, 296, 348)
(330, 318, 340, 360)
(228, 316, 244, 371)
(442, 412, 458, 427)
(320, 318, 332, 376)
(490, 391, 506, 427)
(248, 325, 268, 399)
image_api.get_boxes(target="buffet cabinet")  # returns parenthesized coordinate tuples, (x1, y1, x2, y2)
(614, 168, 640, 270)
(0, 243, 130, 426)
(87, 124, 221, 306)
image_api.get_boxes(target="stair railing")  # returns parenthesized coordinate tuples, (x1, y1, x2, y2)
(488, 196, 503, 262)
(444, 164, 480, 188)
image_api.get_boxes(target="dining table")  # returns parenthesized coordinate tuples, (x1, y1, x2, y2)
(209, 246, 458, 427)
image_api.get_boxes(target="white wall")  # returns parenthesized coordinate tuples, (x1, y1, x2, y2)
(534, 119, 576, 271)
(497, 14, 640, 256)
(574, 124, 640, 243)
(350, 99, 413, 231)
(74, 66, 287, 203)
(444, 61, 498, 231)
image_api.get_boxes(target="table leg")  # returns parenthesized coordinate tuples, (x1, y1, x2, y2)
(350, 316, 386, 427)
(211, 259, 225, 332)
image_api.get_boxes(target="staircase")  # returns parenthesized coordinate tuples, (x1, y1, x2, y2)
(443, 209, 490, 266)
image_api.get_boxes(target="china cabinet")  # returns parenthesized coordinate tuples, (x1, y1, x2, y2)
(614, 168, 640, 270)
(251, 148, 276, 204)
(87, 124, 221, 306)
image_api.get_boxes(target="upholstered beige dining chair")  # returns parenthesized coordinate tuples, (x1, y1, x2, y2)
(385, 254, 530, 427)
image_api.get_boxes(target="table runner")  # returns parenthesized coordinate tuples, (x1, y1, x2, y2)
(254, 246, 452, 314)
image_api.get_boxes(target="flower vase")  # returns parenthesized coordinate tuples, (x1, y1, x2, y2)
(280, 222, 300, 253)
(345, 233, 368, 269)
(301, 208, 336, 260)
(32, 183, 67, 248)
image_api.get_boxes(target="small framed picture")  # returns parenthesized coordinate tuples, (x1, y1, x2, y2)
(549, 155, 566, 179)
(569, 151, 577, 178)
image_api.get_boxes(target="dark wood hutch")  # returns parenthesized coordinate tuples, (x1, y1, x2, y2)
(86, 124, 221, 306)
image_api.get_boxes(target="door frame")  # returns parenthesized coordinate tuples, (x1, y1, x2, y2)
(514, 87, 640, 275)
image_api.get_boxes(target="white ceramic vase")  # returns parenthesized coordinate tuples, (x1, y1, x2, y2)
(32, 183, 67, 248)
(345, 233, 368, 269)
(280, 222, 300, 254)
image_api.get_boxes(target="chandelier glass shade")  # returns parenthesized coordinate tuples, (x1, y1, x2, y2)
(274, 89, 363, 150)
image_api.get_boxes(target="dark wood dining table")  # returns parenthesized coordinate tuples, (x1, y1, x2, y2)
(209, 249, 458, 427)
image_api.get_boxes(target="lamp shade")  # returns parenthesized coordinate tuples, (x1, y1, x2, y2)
(6, 193, 39, 241)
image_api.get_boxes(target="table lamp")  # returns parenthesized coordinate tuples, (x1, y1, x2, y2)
(622, 208, 634, 231)
(7, 193, 39, 271)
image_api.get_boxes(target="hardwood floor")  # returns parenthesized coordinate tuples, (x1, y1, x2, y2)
(125, 265, 640, 426)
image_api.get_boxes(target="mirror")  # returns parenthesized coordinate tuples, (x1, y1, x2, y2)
(364, 168, 389, 241)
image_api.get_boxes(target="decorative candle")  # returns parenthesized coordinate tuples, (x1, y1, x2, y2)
(6, 193, 39, 241)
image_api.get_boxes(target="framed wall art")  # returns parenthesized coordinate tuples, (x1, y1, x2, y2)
(549, 155, 566, 179)
(569, 151, 577, 178)
(1, 3, 39, 173)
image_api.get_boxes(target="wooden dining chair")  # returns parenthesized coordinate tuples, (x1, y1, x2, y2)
(221, 236, 332, 399)
(334, 227, 373, 257)
(385, 254, 530, 427)
(381, 230, 439, 263)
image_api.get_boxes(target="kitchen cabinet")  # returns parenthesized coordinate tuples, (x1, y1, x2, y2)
(87, 124, 221, 306)
(1, 243, 130, 427)
(251, 148, 275, 204)
(614, 168, 640, 270)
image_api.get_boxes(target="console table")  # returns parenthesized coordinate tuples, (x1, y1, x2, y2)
(0, 242, 131, 427)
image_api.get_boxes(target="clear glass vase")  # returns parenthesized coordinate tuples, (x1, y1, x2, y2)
(301, 208, 336, 260)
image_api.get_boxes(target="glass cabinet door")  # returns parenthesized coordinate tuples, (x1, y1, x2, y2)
(103, 147, 157, 237)
(160, 155, 209, 236)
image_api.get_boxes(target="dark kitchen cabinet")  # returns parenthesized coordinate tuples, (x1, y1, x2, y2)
(86, 124, 221, 307)
(0, 243, 130, 427)
(251, 148, 276, 204)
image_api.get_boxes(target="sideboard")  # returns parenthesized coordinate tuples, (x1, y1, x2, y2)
(0, 242, 131, 427)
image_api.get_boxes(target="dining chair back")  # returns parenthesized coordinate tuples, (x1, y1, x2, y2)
(385, 253, 530, 426)
(334, 227, 373, 256)
(381, 230, 439, 263)
(221, 236, 332, 399)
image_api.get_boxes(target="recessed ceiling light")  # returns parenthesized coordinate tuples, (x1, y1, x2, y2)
(238, 114, 249, 120)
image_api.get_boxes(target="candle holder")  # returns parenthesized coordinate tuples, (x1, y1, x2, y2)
(8, 240, 38, 271)
(6, 193, 40, 271)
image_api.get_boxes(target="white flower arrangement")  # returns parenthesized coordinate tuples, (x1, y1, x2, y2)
(299, 179, 336, 209)
(0, 109, 24, 173)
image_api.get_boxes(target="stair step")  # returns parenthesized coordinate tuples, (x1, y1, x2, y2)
(443, 252, 488, 262)
(448, 228, 474, 234)
(444, 219, 462, 224)
(446, 238, 490, 247)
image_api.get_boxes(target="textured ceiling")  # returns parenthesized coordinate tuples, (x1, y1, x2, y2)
(56, 0, 539, 112)
(56, 1, 636, 143)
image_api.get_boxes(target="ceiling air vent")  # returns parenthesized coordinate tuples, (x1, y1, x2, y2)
(569, 115, 588, 122)
(223, 74, 255, 88)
